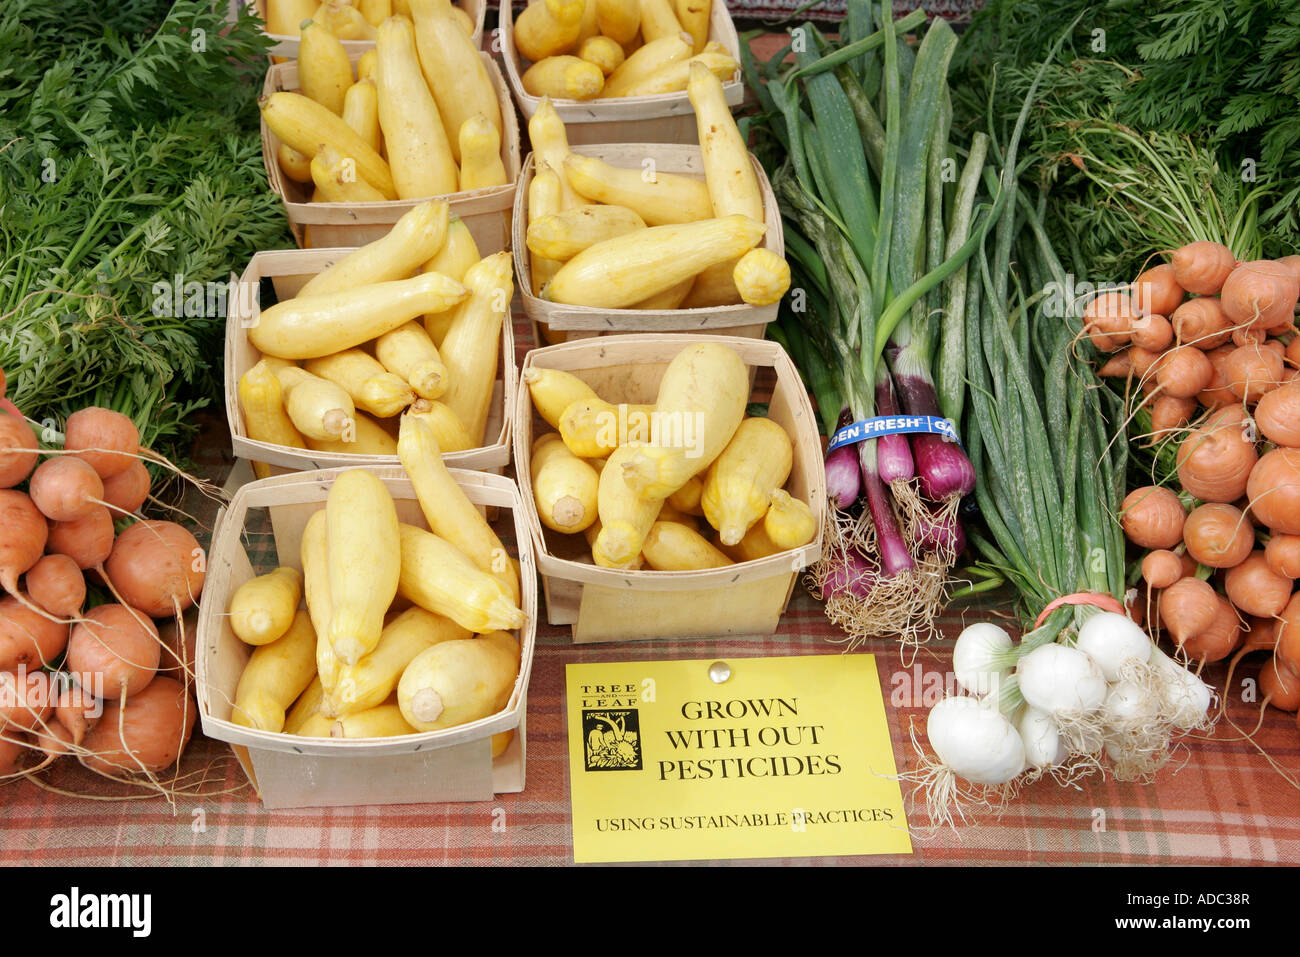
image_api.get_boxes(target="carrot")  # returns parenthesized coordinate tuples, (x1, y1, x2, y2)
(0, 732, 24, 776)
(1171, 297, 1232, 349)
(46, 506, 114, 571)
(1082, 289, 1136, 351)
(1241, 615, 1278, 655)
(1120, 485, 1186, 549)
(24, 554, 85, 619)
(1265, 534, 1300, 578)
(80, 676, 195, 777)
(1183, 502, 1254, 568)
(1222, 342, 1283, 403)
(1130, 313, 1173, 352)
(1224, 550, 1292, 617)
(1170, 241, 1236, 296)
(1255, 382, 1300, 447)
(1179, 594, 1242, 663)
(1128, 345, 1162, 378)
(1131, 263, 1185, 317)
(64, 407, 140, 479)
(1098, 350, 1133, 378)
(1278, 255, 1300, 281)
(1276, 592, 1300, 675)
(104, 521, 205, 618)
(0, 669, 54, 734)
(1220, 260, 1300, 331)
(1259, 654, 1300, 712)
(27, 456, 104, 523)
(1141, 549, 1183, 589)
(1286, 335, 1300, 369)
(66, 603, 161, 700)
(0, 413, 38, 489)
(1149, 395, 1197, 435)
(1196, 344, 1240, 408)
(1176, 408, 1258, 503)
(1158, 576, 1220, 645)
(100, 460, 151, 514)
(1246, 447, 1300, 535)
(0, 490, 49, 612)
(0, 597, 69, 671)
(1153, 345, 1214, 397)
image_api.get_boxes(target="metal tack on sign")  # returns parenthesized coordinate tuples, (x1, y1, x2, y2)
(708, 661, 731, 684)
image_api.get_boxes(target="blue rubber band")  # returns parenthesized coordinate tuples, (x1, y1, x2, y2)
(826, 415, 963, 453)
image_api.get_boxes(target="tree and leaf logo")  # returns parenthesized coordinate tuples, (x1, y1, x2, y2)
(582, 709, 642, 771)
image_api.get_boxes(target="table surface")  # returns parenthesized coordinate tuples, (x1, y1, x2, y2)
(4, 304, 1297, 867)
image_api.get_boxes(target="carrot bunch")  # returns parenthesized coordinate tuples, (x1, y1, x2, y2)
(1094, 244, 1300, 737)
(0, 375, 205, 788)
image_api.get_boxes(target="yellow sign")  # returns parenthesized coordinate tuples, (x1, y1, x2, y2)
(566, 654, 912, 863)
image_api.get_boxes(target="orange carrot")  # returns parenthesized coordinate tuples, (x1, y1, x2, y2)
(1171, 297, 1232, 349)
(1131, 264, 1185, 317)
(1255, 382, 1300, 447)
(1183, 502, 1255, 568)
(1176, 407, 1258, 503)
(1224, 550, 1292, 617)
(1141, 549, 1184, 589)
(0, 413, 38, 489)
(1120, 485, 1186, 549)
(1220, 260, 1300, 331)
(1158, 576, 1220, 645)
(1246, 447, 1300, 535)
(1265, 534, 1300, 578)
(1170, 241, 1236, 296)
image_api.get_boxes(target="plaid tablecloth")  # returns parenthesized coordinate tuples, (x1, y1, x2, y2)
(3, 308, 1297, 867)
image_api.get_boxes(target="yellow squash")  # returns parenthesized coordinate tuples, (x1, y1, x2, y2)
(358, 0, 392, 25)
(238, 362, 307, 477)
(561, 154, 712, 225)
(299, 200, 450, 297)
(326, 469, 402, 665)
(526, 204, 646, 261)
(373, 322, 449, 400)
(522, 55, 605, 100)
(514, 0, 585, 62)
(527, 98, 583, 209)
(228, 566, 303, 646)
(249, 271, 467, 360)
(277, 143, 314, 183)
(457, 115, 509, 191)
(593, 444, 666, 568)
(397, 524, 526, 633)
(701, 416, 793, 545)
(544, 215, 765, 308)
(621, 48, 735, 97)
(231, 610, 318, 733)
(438, 252, 513, 446)
(305, 412, 401, 455)
(313, 2, 377, 40)
(675, 0, 709, 52)
(620, 341, 749, 498)
(309, 144, 389, 203)
(578, 35, 625, 74)
(521, 367, 601, 428)
(599, 33, 692, 97)
(641, 520, 732, 570)
(404, 400, 476, 452)
(764, 488, 816, 550)
(303, 349, 415, 418)
(667, 473, 705, 515)
(328, 606, 470, 717)
(275, 365, 357, 441)
(423, 218, 481, 344)
(375, 15, 459, 199)
(595, 0, 640, 44)
(299, 19, 353, 115)
(397, 631, 520, 732)
(298, 703, 417, 738)
(558, 397, 656, 458)
(301, 510, 339, 693)
(631, 275, 693, 309)
(528, 162, 566, 296)
(638, 0, 683, 43)
(398, 414, 520, 602)
(266, 0, 319, 35)
(283, 677, 326, 735)
(341, 78, 382, 152)
(409, 0, 503, 160)
(531, 433, 600, 533)
(733, 247, 791, 306)
(261, 91, 397, 198)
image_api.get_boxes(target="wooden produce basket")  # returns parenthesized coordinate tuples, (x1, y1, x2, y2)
(513, 144, 783, 342)
(225, 248, 515, 474)
(197, 466, 536, 809)
(514, 335, 824, 643)
(499, 0, 743, 145)
(241, 0, 487, 57)
(261, 53, 520, 251)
